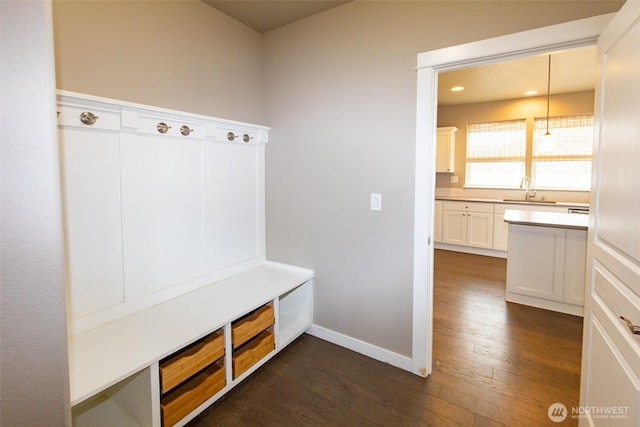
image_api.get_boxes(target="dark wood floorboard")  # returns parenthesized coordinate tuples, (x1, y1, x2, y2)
(188, 250, 583, 426)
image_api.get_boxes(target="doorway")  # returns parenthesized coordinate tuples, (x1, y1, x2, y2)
(411, 13, 615, 377)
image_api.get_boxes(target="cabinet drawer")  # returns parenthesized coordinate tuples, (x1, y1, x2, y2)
(593, 263, 640, 342)
(442, 201, 494, 213)
(232, 304, 274, 349)
(159, 330, 224, 394)
(161, 361, 225, 427)
(232, 330, 275, 378)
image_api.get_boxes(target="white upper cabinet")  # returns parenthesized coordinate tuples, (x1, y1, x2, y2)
(435, 127, 456, 173)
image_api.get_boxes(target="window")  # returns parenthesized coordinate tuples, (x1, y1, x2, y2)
(465, 119, 526, 187)
(532, 114, 593, 190)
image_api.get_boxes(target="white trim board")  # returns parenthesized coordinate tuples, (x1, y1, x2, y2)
(411, 13, 615, 378)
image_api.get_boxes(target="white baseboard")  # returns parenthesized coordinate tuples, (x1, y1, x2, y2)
(306, 324, 413, 372)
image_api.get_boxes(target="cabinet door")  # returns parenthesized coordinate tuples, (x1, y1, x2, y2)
(466, 212, 493, 249)
(506, 224, 564, 302)
(434, 201, 443, 243)
(435, 129, 455, 173)
(60, 128, 125, 318)
(493, 213, 509, 251)
(442, 210, 466, 245)
(563, 229, 587, 306)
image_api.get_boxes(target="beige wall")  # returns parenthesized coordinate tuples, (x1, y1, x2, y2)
(52, 0, 265, 124)
(437, 90, 596, 190)
(263, 2, 620, 356)
(50, 0, 622, 359)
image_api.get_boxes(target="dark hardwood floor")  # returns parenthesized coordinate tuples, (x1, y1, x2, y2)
(188, 250, 583, 426)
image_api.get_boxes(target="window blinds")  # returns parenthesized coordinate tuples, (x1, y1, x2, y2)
(466, 119, 527, 162)
(533, 114, 594, 160)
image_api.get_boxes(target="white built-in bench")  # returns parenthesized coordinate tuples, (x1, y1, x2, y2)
(71, 262, 313, 427)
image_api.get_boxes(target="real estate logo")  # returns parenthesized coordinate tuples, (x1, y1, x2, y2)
(548, 402, 568, 423)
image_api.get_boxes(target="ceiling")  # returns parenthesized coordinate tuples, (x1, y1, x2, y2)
(438, 46, 597, 105)
(203, 0, 350, 33)
(203, 1, 596, 106)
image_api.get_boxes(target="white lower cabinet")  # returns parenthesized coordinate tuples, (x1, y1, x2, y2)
(492, 213, 509, 251)
(442, 210, 466, 246)
(505, 224, 586, 316)
(441, 201, 493, 249)
(434, 200, 584, 257)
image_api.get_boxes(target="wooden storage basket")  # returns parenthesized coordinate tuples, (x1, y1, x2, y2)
(232, 304, 274, 349)
(232, 330, 275, 378)
(161, 361, 225, 427)
(159, 330, 224, 394)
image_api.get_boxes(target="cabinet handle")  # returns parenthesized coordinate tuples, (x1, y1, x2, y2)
(180, 125, 193, 136)
(243, 133, 253, 143)
(620, 316, 640, 335)
(227, 132, 237, 141)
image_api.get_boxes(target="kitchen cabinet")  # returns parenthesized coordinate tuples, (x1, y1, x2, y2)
(435, 127, 456, 173)
(504, 211, 587, 316)
(492, 213, 510, 251)
(442, 201, 493, 249)
(434, 201, 443, 243)
(493, 203, 576, 254)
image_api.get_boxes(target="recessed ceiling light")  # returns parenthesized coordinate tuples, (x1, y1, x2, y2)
(450, 86, 464, 92)
(524, 90, 539, 96)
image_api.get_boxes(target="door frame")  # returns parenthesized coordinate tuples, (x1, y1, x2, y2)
(411, 13, 615, 377)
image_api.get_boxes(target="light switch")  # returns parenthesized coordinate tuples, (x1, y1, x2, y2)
(370, 193, 382, 211)
(450, 175, 459, 184)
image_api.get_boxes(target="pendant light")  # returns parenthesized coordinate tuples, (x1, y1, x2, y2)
(541, 54, 554, 151)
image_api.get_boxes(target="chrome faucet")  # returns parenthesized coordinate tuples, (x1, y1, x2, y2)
(520, 176, 536, 200)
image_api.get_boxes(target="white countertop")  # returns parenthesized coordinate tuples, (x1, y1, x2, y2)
(436, 196, 589, 208)
(503, 209, 589, 230)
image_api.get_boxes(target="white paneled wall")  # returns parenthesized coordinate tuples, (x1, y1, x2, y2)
(58, 91, 269, 333)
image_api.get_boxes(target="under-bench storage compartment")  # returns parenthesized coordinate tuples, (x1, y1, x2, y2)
(160, 361, 225, 427)
(232, 330, 275, 378)
(231, 304, 274, 349)
(159, 328, 225, 426)
(159, 330, 224, 394)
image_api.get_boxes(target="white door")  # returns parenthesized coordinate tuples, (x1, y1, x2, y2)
(579, 2, 640, 426)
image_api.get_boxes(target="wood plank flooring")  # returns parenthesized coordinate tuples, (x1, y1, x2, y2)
(188, 250, 583, 426)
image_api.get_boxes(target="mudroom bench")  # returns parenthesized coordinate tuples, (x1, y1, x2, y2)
(70, 261, 313, 427)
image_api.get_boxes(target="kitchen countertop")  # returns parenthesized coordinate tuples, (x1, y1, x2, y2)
(436, 196, 589, 208)
(503, 209, 589, 230)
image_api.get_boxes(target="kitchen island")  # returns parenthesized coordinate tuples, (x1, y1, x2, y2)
(504, 209, 589, 316)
